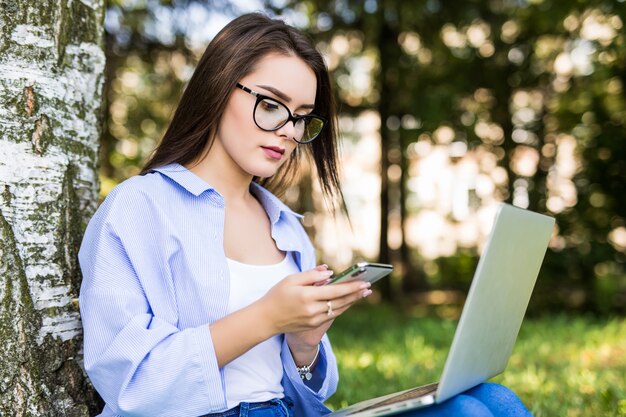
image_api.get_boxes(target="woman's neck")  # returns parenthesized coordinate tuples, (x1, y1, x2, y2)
(186, 147, 253, 205)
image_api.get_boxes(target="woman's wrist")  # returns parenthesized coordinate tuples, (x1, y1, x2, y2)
(286, 334, 321, 368)
(295, 344, 320, 381)
(253, 293, 282, 336)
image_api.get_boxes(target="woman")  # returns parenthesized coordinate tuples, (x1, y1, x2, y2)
(79, 13, 532, 417)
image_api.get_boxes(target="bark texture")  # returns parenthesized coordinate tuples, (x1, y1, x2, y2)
(0, 0, 105, 415)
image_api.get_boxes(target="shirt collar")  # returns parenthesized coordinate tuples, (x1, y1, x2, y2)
(151, 163, 303, 222)
(250, 182, 304, 224)
(150, 163, 214, 197)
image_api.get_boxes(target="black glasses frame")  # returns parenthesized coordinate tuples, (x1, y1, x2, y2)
(236, 83, 326, 144)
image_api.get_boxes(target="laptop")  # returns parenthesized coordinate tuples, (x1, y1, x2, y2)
(326, 203, 555, 417)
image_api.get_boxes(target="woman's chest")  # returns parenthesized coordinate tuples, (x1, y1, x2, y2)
(222, 200, 285, 265)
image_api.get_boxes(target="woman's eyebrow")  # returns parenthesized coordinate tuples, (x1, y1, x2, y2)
(256, 84, 316, 109)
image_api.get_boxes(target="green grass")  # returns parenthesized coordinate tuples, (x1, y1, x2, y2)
(326, 303, 626, 417)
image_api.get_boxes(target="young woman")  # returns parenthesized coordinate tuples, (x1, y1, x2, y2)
(79, 13, 533, 417)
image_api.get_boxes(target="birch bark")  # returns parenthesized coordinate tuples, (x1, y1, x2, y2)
(0, 1, 105, 415)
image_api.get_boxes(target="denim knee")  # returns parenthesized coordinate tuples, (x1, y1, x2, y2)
(465, 383, 532, 417)
(398, 394, 494, 417)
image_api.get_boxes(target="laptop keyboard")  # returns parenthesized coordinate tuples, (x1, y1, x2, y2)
(347, 382, 439, 415)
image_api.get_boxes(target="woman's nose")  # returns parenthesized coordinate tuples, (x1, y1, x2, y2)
(275, 118, 299, 142)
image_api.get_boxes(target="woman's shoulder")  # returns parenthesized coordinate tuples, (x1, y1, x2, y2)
(83, 172, 184, 245)
(104, 171, 169, 204)
(93, 172, 172, 224)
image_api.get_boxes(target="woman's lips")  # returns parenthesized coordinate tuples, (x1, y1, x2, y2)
(261, 146, 285, 160)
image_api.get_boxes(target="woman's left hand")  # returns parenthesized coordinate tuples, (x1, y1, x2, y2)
(285, 264, 372, 366)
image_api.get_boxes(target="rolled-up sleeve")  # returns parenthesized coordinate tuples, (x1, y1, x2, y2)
(78, 186, 226, 416)
(281, 334, 338, 398)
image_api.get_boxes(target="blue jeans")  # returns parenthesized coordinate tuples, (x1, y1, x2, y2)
(200, 398, 293, 417)
(397, 383, 533, 417)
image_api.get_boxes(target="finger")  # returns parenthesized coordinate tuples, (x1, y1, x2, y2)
(323, 298, 360, 320)
(313, 264, 332, 286)
(314, 279, 371, 300)
(317, 300, 338, 321)
(317, 288, 369, 321)
(291, 268, 334, 286)
(330, 288, 373, 312)
(318, 302, 348, 324)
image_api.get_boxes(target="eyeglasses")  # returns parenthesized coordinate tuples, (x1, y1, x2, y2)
(236, 83, 326, 144)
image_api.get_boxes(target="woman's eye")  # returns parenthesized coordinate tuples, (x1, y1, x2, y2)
(260, 100, 280, 111)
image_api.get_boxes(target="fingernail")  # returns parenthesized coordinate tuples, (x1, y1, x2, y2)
(322, 270, 334, 278)
(362, 289, 373, 298)
(359, 282, 371, 290)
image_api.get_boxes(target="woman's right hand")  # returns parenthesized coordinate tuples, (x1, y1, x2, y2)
(258, 266, 371, 335)
(209, 265, 370, 368)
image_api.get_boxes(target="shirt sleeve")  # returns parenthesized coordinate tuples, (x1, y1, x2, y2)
(78, 186, 227, 416)
(281, 334, 338, 400)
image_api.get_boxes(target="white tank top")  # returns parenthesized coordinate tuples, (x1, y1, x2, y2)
(224, 253, 299, 409)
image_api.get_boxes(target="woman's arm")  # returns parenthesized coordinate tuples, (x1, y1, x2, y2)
(79, 205, 227, 416)
(81, 220, 366, 416)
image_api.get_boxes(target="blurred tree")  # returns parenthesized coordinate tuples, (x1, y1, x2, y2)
(0, 0, 105, 414)
(263, 0, 430, 298)
(101, 0, 242, 194)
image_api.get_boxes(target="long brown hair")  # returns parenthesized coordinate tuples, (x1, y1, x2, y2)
(141, 13, 342, 204)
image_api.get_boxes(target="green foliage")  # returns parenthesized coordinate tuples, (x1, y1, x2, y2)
(286, 0, 626, 314)
(327, 304, 626, 416)
(100, 1, 240, 194)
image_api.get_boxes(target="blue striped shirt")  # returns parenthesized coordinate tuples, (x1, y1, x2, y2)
(78, 163, 338, 417)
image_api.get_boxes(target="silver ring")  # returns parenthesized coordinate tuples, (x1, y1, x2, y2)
(327, 300, 334, 317)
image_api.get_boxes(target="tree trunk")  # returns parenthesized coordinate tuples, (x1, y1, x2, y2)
(0, 1, 105, 415)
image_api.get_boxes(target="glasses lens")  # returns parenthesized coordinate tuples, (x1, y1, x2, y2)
(253, 96, 325, 143)
(254, 98, 289, 130)
(298, 117, 325, 143)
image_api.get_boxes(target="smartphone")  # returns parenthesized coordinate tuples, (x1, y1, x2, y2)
(329, 262, 393, 285)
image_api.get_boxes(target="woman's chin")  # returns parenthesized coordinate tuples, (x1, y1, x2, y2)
(247, 163, 284, 179)
(252, 171, 277, 180)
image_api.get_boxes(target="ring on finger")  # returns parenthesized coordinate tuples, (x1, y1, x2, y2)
(326, 300, 334, 317)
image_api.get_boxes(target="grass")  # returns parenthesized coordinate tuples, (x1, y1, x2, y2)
(325, 303, 626, 417)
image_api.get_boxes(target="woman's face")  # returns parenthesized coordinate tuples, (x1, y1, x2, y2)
(215, 52, 318, 179)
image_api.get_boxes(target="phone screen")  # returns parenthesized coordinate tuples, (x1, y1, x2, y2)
(329, 262, 393, 285)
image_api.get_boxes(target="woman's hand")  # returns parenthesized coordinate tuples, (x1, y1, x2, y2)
(260, 264, 371, 335)
(210, 264, 371, 369)
(259, 264, 373, 365)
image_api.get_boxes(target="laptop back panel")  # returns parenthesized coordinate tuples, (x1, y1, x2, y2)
(435, 204, 555, 402)
(325, 204, 554, 416)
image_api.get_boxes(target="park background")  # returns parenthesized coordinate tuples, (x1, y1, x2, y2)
(99, 1, 626, 416)
(0, 0, 624, 416)
(102, 0, 626, 315)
